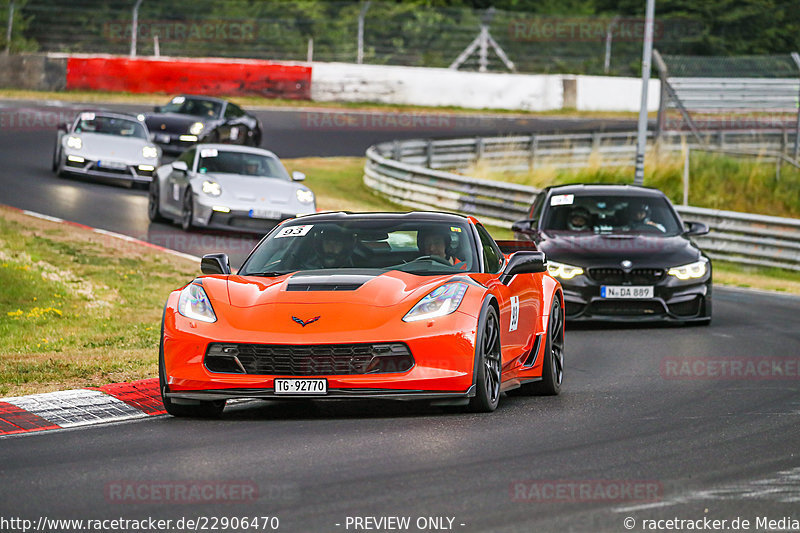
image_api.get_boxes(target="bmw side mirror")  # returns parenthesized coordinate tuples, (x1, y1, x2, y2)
(172, 161, 188, 173)
(500, 251, 546, 285)
(684, 221, 709, 236)
(511, 219, 536, 234)
(291, 171, 306, 182)
(201, 253, 231, 275)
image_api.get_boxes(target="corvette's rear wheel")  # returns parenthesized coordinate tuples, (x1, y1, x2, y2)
(468, 304, 502, 413)
(159, 334, 225, 418)
(529, 295, 564, 396)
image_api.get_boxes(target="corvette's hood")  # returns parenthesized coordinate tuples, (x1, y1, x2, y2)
(65, 132, 151, 162)
(194, 173, 302, 204)
(538, 232, 701, 268)
(144, 113, 211, 133)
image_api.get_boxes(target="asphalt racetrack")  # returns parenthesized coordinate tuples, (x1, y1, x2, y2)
(1, 99, 799, 533)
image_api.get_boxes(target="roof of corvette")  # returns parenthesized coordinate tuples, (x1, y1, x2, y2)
(291, 211, 475, 224)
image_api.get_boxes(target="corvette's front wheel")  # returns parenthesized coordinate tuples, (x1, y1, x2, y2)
(468, 304, 502, 413)
(159, 336, 225, 418)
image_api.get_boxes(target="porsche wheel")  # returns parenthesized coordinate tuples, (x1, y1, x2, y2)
(180, 190, 194, 232)
(159, 333, 225, 418)
(530, 295, 564, 396)
(468, 304, 502, 413)
(147, 180, 166, 222)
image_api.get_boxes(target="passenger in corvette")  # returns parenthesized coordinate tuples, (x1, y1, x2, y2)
(417, 227, 465, 267)
(628, 202, 666, 232)
(566, 206, 592, 232)
(306, 227, 356, 269)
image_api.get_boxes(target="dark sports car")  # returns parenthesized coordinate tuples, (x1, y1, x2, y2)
(159, 211, 564, 417)
(145, 95, 262, 154)
(512, 184, 711, 324)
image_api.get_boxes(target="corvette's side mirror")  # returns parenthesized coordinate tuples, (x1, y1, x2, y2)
(201, 253, 231, 275)
(500, 251, 546, 285)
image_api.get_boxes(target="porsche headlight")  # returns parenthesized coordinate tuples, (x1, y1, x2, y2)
(202, 180, 222, 197)
(403, 283, 468, 322)
(142, 145, 158, 159)
(296, 189, 314, 204)
(66, 136, 82, 149)
(177, 283, 217, 323)
(189, 122, 205, 135)
(668, 259, 708, 280)
(547, 261, 584, 280)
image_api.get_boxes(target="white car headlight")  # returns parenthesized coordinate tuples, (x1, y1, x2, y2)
(403, 283, 468, 322)
(142, 145, 158, 159)
(189, 122, 205, 135)
(202, 180, 222, 197)
(547, 261, 584, 280)
(296, 189, 315, 204)
(668, 259, 708, 280)
(177, 283, 217, 323)
(66, 136, 82, 149)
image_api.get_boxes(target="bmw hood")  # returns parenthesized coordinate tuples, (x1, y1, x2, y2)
(538, 233, 702, 268)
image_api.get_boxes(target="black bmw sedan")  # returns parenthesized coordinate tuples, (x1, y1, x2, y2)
(512, 184, 712, 325)
(144, 95, 262, 154)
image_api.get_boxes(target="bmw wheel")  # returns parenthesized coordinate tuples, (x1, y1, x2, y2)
(468, 303, 502, 413)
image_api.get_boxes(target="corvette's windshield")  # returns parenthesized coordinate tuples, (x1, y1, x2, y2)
(542, 194, 683, 236)
(196, 149, 290, 179)
(240, 220, 479, 276)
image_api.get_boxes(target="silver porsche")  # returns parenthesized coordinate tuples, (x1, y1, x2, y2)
(52, 111, 161, 185)
(148, 144, 316, 233)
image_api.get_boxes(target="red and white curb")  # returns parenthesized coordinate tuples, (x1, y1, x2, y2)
(0, 378, 165, 437)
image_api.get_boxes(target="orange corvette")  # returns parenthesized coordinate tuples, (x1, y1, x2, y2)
(159, 212, 564, 416)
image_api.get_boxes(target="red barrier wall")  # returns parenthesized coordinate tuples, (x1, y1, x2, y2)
(66, 56, 311, 99)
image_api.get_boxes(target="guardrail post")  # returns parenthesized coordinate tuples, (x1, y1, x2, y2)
(475, 137, 484, 163)
(528, 135, 538, 170)
(683, 146, 690, 206)
(392, 140, 402, 161)
(718, 131, 725, 148)
(426, 139, 434, 168)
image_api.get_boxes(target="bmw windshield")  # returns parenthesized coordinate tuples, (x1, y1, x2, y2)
(240, 220, 479, 276)
(542, 194, 683, 236)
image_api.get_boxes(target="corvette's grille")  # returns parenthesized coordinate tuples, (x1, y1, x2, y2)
(204, 342, 414, 376)
(588, 268, 665, 284)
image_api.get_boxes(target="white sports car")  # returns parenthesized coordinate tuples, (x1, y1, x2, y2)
(148, 144, 316, 233)
(52, 111, 161, 185)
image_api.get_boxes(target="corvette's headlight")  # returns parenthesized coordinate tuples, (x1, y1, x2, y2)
(296, 189, 314, 204)
(403, 283, 468, 322)
(178, 283, 216, 323)
(202, 180, 222, 197)
(547, 261, 584, 280)
(66, 136, 82, 149)
(142, 145, 158, 159)
(668, 259, 708, 280)
(189, 122, 204, 135)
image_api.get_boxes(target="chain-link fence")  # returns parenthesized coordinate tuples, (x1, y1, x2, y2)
(6, 0, 709, 76)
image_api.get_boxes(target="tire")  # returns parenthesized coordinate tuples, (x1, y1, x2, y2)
(147, 180, 166, 222)
(159, 323, 225, 418)
(525, 294, 564, 396)
(468, 303, 502, 413)
(180, 190, 194, 232)
(51, 144, 60, 172)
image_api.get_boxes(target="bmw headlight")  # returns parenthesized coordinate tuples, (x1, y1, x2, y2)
(142, 145, 158, 159)
(66, 136, 82, 149)
(296, 189, 315, 204)
(177, 283, 217, 323)
(403, 283, 468, 322)
(668, 259, 708, 281)
(202, 180, 222, 197)
(547, 261, 584, 280)
(189, 122, 205, 135)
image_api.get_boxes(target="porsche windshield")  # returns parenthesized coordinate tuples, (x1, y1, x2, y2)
(240, 220, 479, 275)
(542, 194, 683, 236)
(197, 149, 291, 179)
(160, 97, 222, 119)
(73, 115, 147, 139)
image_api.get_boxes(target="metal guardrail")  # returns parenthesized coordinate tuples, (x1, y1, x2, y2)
(364, 135, 800, 271)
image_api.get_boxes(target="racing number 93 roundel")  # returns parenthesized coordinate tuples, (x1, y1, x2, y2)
(159, 211, 564, 417)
